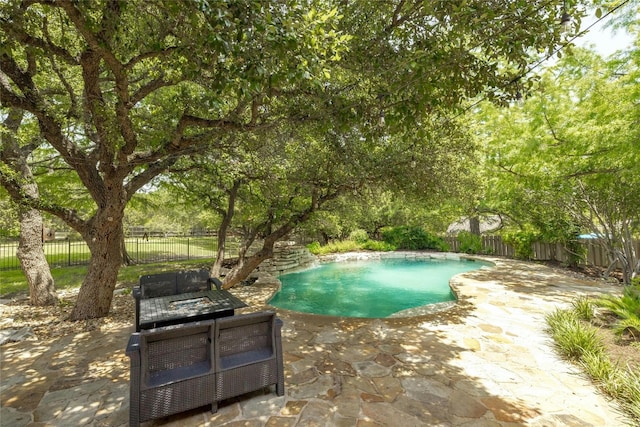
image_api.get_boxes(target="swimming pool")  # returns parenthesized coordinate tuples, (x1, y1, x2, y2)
(268, 256, 490, 317)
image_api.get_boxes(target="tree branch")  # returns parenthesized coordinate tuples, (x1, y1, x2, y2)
(0, 15, 78, 65)
(1, 51, 104, 202)
(543, 110, 567, 146)
(57, 0, 139, 158)
(0, 168, 88, 234)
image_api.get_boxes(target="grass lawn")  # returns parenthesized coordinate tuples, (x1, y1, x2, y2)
(0, 237, 225, 270)
(0, 258, 214, 297)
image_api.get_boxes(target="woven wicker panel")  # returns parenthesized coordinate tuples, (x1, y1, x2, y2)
(145, 331, 210, 376)
(176, 269, 210, 293)
(140, 373, 215, 422)
(140, 272, 177, 298)
(216, 359, 278, 400)
(214, 312, 281, 402)
(218, 319, 273, 359)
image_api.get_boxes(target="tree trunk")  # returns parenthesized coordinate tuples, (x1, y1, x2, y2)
(121, 234, 134, 265)
(18, 206, 58, 306)
(222, 245, 273, 289)
(469, 216, 481, 235)
(222, 227, 290, 289)
(220, 189, 337, 288)
(69, 210, 125, 320)
(211, 232, 227, 279)
(1, 108, 57, 305)
(210, 180, 241, 278)
(321, 231, 330, 245)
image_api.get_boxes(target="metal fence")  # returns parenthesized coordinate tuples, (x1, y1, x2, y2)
(0, 236, 239, 271)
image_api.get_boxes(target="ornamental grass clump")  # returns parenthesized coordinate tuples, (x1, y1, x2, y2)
(622, 368, 640, 420)
(572, 296, 596, 321)
(547, 296, 640, 425)
(546, 308, 604, 360)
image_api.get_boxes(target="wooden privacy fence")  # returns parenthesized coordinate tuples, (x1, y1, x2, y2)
(444, 235, 640, 269)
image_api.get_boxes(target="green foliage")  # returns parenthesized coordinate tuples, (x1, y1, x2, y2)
(475, 47, 640, 283)
(502, 229, 540, 260)
(381, 226, 449, 251)
(597, 283, 640, 337)
(125, 188, 208, 234)
(0, 195, 19, 238)
(578, 351, 623, 395)
(361, 240, 396, 251)
(306, 240, 361, 255)
(621, 368, 640, 421)
(298, 211, 343, 242)
(578, 336, 640, 422)
(615, 318, 640, 340)
(563, 238, 587, 268)
(306, 241, 322, 254)
(2, 0, 594, 318)
(457, 231, 483, 254)
(306, 238, 395, 255)
(348, 229, 369, 243)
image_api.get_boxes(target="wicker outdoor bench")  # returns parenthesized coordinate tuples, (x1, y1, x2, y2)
(126, 311, 284, 427)
(126, 319, 216, 427)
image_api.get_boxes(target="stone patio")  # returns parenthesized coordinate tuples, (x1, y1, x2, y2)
(0, 254, 633, 426)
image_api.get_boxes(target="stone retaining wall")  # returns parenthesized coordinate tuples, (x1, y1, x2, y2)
(257, 242, 317, 276)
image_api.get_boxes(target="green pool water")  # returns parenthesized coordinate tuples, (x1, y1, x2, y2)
(268, 257, 490, 318)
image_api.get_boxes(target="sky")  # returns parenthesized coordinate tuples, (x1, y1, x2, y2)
(573, 9, 635, 56)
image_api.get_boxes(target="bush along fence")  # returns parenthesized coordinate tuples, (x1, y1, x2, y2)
(0, 236, 240, 271)
(444, 235, 640, 270)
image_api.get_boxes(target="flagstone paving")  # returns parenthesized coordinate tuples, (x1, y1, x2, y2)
(0, 255, 633, 426)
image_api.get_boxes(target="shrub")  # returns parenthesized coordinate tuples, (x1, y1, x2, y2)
(597, 282, 640, 338)
(361, 240, 396, 251)
(306, 241, 322, 254)
(457, 231, 482, 254)
(381, 226, 449, 251)
(502, 230, 540, 260)
(578, 350, 621, 395)
(348, 229, 369, 244)
(307, 238, 396, 254)
(622, 367, 640, 420)
(307, 240, 361, 255)
(547, 298, 640, 424)
(563, 236, 586, 268)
